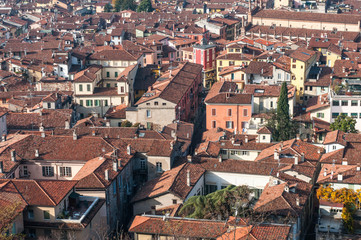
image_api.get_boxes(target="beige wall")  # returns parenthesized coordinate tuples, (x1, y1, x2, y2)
(147, 156, 172, 180)
(252, 16, 359, 31)
(133, 193, 183, 215)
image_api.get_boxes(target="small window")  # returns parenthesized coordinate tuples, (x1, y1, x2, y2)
(351, 100, 358, 106)
(212, 120, 216, 128)
(162, 103, 166, 106)
(332, 113, 339, 119)
(146, 103, 150, 105)
(317, 113, 324, 118)
(115, 72, 118, 78)
(106, 72, 110, 77)
(154, 102, 158, 106)
(28, 209, 34, 219)
(212, 109, 216, 116)
(121, 86, 124, 93)
(146, 110, 151, 118)
(172, 199, 177, 204)
(243, 109, 248, 117)
(226, 121, 233, 129)
(86, 100, 93, 107)
(42, 166, 54, 177)
(351, 113, 357, 118)
(228, 109, 232, 116)
(332, 100, 339, 106)
(59, 167, 72, 177)
(156, 162, 162, 173)
(47, 102, 51, 108)
(43, 210, 50, 220)
(140, 159, 146, 170)
(341, 100, 348, 106)
(94, 100, 100, 106)
(79, 84, 83, 92)
(87, 84, 91, 91)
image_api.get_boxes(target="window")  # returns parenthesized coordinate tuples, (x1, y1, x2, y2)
(333, 145, 337, 150)
(154, 102, 158, 106)
(332, 113, 339, 119)
(60, 67, 63, 72)
(292, 64, 296, 68)
(278, 73, 281, 80)
(104, 100, 108, 106)
(341, 113, 348, 116)
(352, 100, 358, 106)
(28, 209, 34, 219)
(212, 121, 216, 128)
(140, 159, 146, 170)
(146, 103, 150, 105)
(115, 72, 118, 78)
(319, 134, 323, 141)
(172, 199, 177, 204)
(243, 109, 248, 117)
(341, 100, 348, 106)
(43, 210, 50, 220)
(212, 109, 216, 116)
(86, 100, 93, 107)
(332, 100, 339, 106)
(228, 109, 232, 116)
(156, 162, 162, 173)
(42, 166, 54, 177)
(351, 113, 358, 118)
(121, 86, 124, 93)
(162, 103, 166, 106)
(106, 72, 110, 77)
(146, 110, 151, 118)
(219, 61, 222, 66)
(263, 136, 266, 140)
(23, 166, 28, 176)
(270, 101, 273, 108)
(79, 100, 83, 106)
(87, 84, 91, 91)
(113, 182, 116, 194)
(242, 151, 249, 156)
(94, 100, 100, 106)
(79, 84, 83, 92)
(59, 167, 72, 177)
(317, 113, 324, 118)
(47, 102, 51, 109)
(106, 83, 111, 88)
(226, 121, 233, 129)
(220, 150, 227, 155)
(231, 73, 234, 80)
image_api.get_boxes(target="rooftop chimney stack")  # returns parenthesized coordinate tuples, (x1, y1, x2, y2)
(127, 144, 131, 155)
(65, 120, 70, 129)
(105, 169, 109, 181)
(294, 155, 299, 165)
(73, 131, 77, 140)
(1, 135, 6, 142)
(0, 161, 3, 173)
(274, 149, 279, 160)
(245, 135, 248, 143)
(296, 197, 300, 206)
(10, 150, 16, 162)
(187, 169, 191, 187)
(187, 155, 192, 163)
(113, 160, 118, 172)
(35, 149, 39, 158)
(338, 174, 343, 181)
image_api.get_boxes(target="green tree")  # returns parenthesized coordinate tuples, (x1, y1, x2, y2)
(121, 120, 132, 127)
(179, 185, 252, 220)
(137, 0, 153, 12)
(114, 0, 123, 12)
(104, 3, 113, 12)
(330, 114, 357, 133)
(121, 0, 137, 11)
(266, 82, 298, 141)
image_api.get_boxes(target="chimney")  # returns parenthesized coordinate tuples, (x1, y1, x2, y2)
(296, 134, 300, 140)
(245, 135, 248, 143)
(294, 155, 299, 165)
(279, 142, 283, 152)
(127, 144, 131, 155)
(35, 149, 39, 158)
(105, 169, 109, 181)
(338, 174, 343, 181)
(301, 153, 305, 162)
(113, 160, 118, 172)
(231, 137, 235, 145)
(187, 155, 192, 163)
(73, 131, 77, 140)
(171, 130, 176, 140)
(41, 131, 46, 138)
(65, 120, 70, 129)
(274, 149, 279, 160)
(187, 169, 191, 187)
(284, 185, 289, 192)
(323, 168, 327, 176)
(342, 158, 348, 165)
(1, 135, 6, 142)
(10, 150, 16, 162)
(218, 155, 222, 162)
(92, 130, 96, 136)
(0, 161, 3, 173)
(357, 164, 360, 171)
(317, 149, 321, 154)
(106, 121, 110, 127)
(296, 197, 300, 206)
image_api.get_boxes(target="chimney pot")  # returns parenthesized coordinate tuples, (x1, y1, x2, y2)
(10, 150, 16, 162)
(187, 169, 191, 187)
(73, 131, 77, 140)
(35, 149, 39, 158)
(294, 155, 299, 165)
(338, 174, 343, 181)
(187, 155, 192, 162)
(127, 144, 131, 155)
(65, 120, 70, 129)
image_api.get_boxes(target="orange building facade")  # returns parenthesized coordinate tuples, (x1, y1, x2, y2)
(206, 103, 253, 132)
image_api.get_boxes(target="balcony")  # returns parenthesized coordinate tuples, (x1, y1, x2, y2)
(56, 195, 99, 223)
